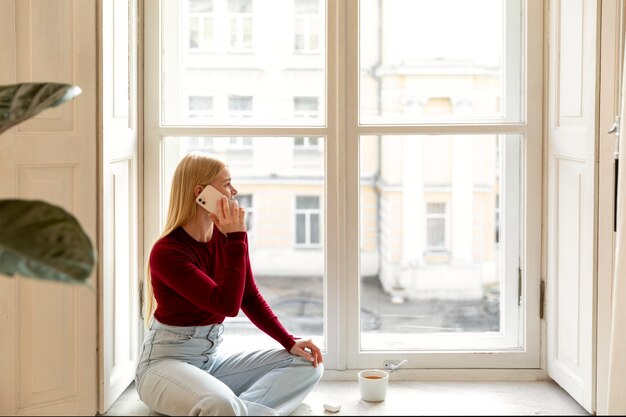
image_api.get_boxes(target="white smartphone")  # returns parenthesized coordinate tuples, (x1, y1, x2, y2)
(196, 185, 229, 215)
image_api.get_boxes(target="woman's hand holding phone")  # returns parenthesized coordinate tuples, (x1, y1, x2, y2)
(209, 197, 246, 234)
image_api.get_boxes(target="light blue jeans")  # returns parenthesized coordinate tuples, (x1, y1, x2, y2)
(135, 319, 323, 416)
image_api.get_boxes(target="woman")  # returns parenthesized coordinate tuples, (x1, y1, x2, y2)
(136, 152, 324, 416)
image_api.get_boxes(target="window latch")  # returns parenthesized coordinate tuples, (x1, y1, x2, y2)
(609, 116, 620, 232)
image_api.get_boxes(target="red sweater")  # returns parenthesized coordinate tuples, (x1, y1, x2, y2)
(150, 227, 296, 351)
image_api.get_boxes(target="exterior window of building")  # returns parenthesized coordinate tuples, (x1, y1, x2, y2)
(425, 202, 447, 252)
(228, 95, 253, 118)
(188, 0, 214, 50)
(188, 96, 213, 119)
(234, 194, 254, 242)
(180, 137, 215, 153)
(228, 0, 253, 51)
(225, 137, 253, 168)
(293, 136, 323, 169)
(294, 96, 319, 119)
(294, 137, 320, 148)
(295, 196, 321, 247)
(294, 0, 320, 53)
(229, 137, 253, 147)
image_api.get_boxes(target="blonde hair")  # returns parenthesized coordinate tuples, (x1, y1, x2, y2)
(142, 152, 225, 329)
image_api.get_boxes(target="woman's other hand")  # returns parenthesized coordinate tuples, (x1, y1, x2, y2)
(290, 339, 323, 367)
(210, 198, 246, 234)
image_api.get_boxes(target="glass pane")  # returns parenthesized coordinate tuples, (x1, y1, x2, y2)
(189, 96, 213, 110)
(359, 0, 521, 124)
(189, 17, 199, 48)
(296, 196, 319, 209)
(190, 0, 212, 13)
(203, 17, 213, 46)
(295, 0, 318, 14)
(229, 0, 251, 13)
(359, 134, 521, 350)
(310, 213, 320, 244)
(296, 213, 306, 243)
(162, 136, 325, 349)
(162, 0, 326, 126)
(426, 217, 445, 249)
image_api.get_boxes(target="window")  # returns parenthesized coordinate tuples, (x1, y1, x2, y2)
(294, 137, 320, 148)
(293, 136, 323, 169)
(229, 137, 253, 147)
(188, 0, 214, 50)
(294, 0, 321, 53)
(228, 95, 253, 118)
(147, 0, 542, 369)
(294, 96, 319, 119)
(234, 194, 254, 242)
(228, 0, 253, 51)
(295, 196, 321, 247)
(188, 96, 213, 119)
(425, 202, 447, 252)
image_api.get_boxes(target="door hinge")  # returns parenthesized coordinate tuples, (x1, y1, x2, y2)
(517, 267, 522, 306)
(539, 280, 546, 319)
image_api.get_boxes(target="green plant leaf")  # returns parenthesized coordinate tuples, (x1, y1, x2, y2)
(0, 199, 96, 284)
(0, 83, 82, 135)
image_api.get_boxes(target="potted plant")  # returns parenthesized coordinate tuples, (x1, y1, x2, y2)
(0, 82, 95, 284)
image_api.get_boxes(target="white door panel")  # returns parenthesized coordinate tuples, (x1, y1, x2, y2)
(0, 0, 98, 414)
(547, 0, 598, 412)
(99, 0, 141, 413)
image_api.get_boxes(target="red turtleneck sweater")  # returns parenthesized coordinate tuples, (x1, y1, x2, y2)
(149, 227, 296, 351)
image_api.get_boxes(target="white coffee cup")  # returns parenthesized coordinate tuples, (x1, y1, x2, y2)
(358, 369, 389, 402)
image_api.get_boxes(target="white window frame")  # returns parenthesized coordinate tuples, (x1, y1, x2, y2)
(144, 0, 543, 373)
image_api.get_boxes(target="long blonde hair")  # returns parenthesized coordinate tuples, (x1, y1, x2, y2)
(142, 152, 225, 329)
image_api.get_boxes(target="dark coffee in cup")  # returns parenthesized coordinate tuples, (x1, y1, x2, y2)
(364, 376, 382, 379)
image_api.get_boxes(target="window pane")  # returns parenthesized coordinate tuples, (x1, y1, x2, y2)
(310, 213, 320, 244)
(296, 196, 319, 209)
(427, 202, 446, 214)
(296, 213, 306, 244)
(359, 134, 521, 350)
(295, 0, 318, 14)
(162, 136, 325, 349)
(162, 0, 326, 126)
(359, 0, 521, 124)
(190, 0, 212, 13)
(189, 96, 213, 110)
(189, 17, 199, 48)
(426, 217, 445, 249)
(229, 0, 252, 13)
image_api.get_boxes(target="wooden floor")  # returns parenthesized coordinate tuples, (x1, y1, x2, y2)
(103, 379, 589, 416)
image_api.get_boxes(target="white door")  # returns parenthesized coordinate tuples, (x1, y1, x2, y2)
(0, 1, 98, 415)
(546, 0, 599, 412)
(98, 0, 141, 413)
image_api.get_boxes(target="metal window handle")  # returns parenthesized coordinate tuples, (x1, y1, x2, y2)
(609, 116, 620, 232)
